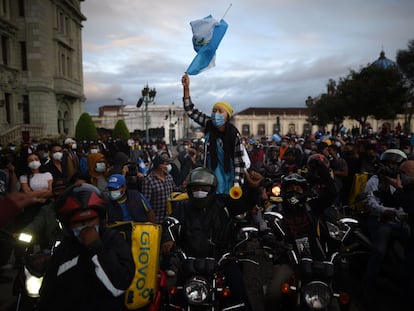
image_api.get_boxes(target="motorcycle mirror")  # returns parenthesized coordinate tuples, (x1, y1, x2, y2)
(338, 218, 358, 225)
(165, 216, 180, 226)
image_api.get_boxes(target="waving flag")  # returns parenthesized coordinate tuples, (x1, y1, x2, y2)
(186, 15, 228, 75)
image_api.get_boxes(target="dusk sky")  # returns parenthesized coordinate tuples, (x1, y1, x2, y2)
(81, 0, 414, 115)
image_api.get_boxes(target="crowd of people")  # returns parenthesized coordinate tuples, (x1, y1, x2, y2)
(0, 76, 413, 309)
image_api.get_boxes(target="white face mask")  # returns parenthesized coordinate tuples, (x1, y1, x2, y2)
(52, 152, 63, 161)
(28, 161, 41, 170)
(71, 143, 77, 150)
(192, 191, 209, 199)
(90, 149, 99, 154)
(109, 190, 122, 201)
(95, 162, 106, 173)
(166, 164, 172, 173)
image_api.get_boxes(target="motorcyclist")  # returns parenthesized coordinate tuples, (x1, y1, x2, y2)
(263, 173, 337, 311)
(38, 183, 135, 311)
(161, 167, 262, 310)
(363, 148, 409, 298)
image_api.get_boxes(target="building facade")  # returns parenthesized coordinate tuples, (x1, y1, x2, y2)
(0, 0, 85, 145)
(232, 107, 412, 139)
(92, 103, 189, 144)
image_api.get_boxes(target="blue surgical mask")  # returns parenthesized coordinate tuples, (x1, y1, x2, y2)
(72, 225, 99, 242)
(211, 113, 226, 128)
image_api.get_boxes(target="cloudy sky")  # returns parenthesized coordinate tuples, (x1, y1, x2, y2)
(81, 0, 414, 115)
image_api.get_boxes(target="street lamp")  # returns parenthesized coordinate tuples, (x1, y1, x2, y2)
(137, 84, 156, 143)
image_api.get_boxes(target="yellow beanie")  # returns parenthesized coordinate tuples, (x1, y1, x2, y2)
(213, 101, 233, 118)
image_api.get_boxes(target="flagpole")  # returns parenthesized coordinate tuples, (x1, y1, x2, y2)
(221, 3, 232, 20)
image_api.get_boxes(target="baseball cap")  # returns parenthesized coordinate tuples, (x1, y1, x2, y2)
(107, 174, 126, 189)
(152, 155, 171, 169)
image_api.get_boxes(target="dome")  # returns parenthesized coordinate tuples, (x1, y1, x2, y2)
(372, 50, 397, 69)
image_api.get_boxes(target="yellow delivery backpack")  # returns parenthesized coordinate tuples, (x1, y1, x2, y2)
(167, 191, 189, 215)
(348, 172, 369, 213)
(108, 221, 162, 310)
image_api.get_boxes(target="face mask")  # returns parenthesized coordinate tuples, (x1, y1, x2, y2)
(72, 144, 77, 150)
(166, 164, 172, 173)
(192, 191, 209, 199)
(90, 149, 99, 154)
(109, 190, 122, 201)
(95, 162, 106, 173)
(28, 161, 41, 170)
(72, 225, 99, 242)
(10, 147, 16, 151)
(52, 152, 63, 161)
(211, 113, 226, 128)
(42, 153, 49, 159)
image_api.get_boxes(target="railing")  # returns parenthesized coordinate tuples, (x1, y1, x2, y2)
(0, 124, 43, 146)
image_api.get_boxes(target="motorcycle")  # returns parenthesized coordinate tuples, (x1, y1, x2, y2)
(262, 211, 372, 311)
(14, 228, 63, 311)
(164, 216, 259, 311)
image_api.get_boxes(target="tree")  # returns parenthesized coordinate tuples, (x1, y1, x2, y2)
(336, 65, 407, 130)
(112, 119, 130, 141)
(396, 39, 414, 133)
(306, 79, 346, 134)
(75, 112, 98, 141)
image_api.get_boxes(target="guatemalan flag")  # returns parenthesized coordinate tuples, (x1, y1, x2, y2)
(186, 15, 228, 75)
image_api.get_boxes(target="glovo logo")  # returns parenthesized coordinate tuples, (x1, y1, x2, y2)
(134, 231, 152, 299)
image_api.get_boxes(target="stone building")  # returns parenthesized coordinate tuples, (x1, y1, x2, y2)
(0, 0, 85, 145)
(92, 103, 189, 144)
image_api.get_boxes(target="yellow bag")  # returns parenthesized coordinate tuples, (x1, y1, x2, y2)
(348, 173, 369, 212)
(167, 192, 189, 215)
(109, 221, 162, 310)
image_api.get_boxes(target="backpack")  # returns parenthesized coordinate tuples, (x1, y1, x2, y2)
(108, 221, 162, 310)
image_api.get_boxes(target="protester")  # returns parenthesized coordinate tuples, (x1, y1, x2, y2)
(42, 143, 69, 183)
(38, 183, 135, 311)
(181, 73, 246, 195)
(63, 138, 80, 181)
(107, 174, 155, 223)
(363, 149, 409, 299)
(141, 155, 176, 224)
(161, 167, 263, 309)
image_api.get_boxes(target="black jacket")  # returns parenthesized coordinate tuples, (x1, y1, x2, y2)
(38, 227, 134, 311)
(162, 186, 260, 259)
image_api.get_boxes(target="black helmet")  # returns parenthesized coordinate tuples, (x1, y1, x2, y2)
(55, 183, 108, 225)
(186, 167, 217, 209)
(380, 149, 407, 164)
(281, 173, 308, 210)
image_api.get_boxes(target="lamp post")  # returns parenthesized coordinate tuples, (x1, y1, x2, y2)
(138, 84, 156, 143)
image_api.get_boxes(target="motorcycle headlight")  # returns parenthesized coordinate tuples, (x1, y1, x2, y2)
(271, 184, 281, 197)
(184, 277, 210, 305)
(302, 281, 332, 309)
(24, 267, 43, 298)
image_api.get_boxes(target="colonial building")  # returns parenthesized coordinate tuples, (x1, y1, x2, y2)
(91, 103, 189, 144)
(0, 0, 85, 145)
